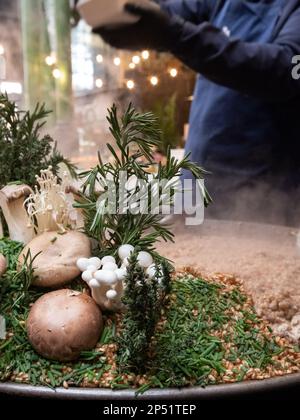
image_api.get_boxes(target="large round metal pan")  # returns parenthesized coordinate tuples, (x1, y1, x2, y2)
(0, 374, 299, 400)
(1, 219, 299, 399)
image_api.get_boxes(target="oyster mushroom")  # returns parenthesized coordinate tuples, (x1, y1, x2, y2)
(0, 253, 7, 277)
(0, 184, 35, 244)
(27, 289, 103, 361)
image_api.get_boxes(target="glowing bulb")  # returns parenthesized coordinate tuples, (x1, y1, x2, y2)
(150, 76, 158, 86)
(141, 50, 149, 60)
(129, 62, 136, 69)
(52, 68, 61, 79)
(132, 55, 140, 65)
(95, 78, 103, 88)
(169, 68, 178, 78)
(0, 45, 4, 55)
(126, 80, 135, 90)
(113, 57, 121, 66)
(96, 54, 103, 63)
(45, 55, 56, 66)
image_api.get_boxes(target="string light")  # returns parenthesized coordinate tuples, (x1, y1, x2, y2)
(132, 55, 140, 65)
(45, 55, 56, 66)
(0, 45, 4, 55)
(126, 80, 135, 90)
(95, 78, 103, 88)
(113, 57, 121, 66)
(141, 50, 149, 60)
(96, 54, 103, 63)
(169, 68, 178, 78)
(52, 68, 61, 79)
(129, 63, 136, 69)
(150, 76, 158, 86)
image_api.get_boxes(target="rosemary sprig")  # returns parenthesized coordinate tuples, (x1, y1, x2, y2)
(75, 104, 212, 258)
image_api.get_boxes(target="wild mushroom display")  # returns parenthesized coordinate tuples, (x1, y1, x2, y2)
(26, 289, 103, 361)
(0, 184, 34, 244)
(0, 104, 299, 393)
(0, 253, 6, 277)
(18, 231, 91, 288)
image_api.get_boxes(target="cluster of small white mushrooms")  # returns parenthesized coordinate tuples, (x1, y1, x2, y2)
(77, 244, 157, 311)
(24, 167, 82, 235)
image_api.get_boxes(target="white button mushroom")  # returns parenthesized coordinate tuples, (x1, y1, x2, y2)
(101, 256, 116, 265)
(118, 244, 134, 260)
(76, 257, 90, 272)
(102, 262, 118, 271)
(81, 270, 94, 283)
(115, 268, 127, 281)
(88, 257, 102, 270)
(94, 270, 117, 285)
(106, 289, 117, 300)
(137, 251, 153, 268)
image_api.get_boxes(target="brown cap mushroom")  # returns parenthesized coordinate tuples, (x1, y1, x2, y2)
(26, 289, 103, 361)
(0, 184, 35, 244)
(18, 231, 91, 288)
(0, 253, 7, 277)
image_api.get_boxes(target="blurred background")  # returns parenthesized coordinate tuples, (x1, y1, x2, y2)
(0, 0, 195, 167)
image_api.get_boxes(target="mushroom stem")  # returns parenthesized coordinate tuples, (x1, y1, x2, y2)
(114, 279, 124, 297)
(0, 216, 3, 239)
(0, 253, 7, 277)
(0, 184, 35, 244)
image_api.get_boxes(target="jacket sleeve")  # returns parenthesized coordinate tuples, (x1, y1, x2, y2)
(158, 0, 211, 24)
(169, 6, 300, 102)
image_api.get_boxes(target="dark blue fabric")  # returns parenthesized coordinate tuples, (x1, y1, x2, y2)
(161, 0, 300, 188)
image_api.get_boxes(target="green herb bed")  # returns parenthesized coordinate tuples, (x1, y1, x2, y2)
(0, 239, 299, 393)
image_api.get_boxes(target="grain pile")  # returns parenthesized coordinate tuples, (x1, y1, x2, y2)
(156, 218, 300, 343)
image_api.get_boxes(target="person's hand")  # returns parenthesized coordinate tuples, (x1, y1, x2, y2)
(93, 1, 184, 52)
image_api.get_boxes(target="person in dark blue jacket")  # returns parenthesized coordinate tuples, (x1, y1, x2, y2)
(95, 0, 300, 224)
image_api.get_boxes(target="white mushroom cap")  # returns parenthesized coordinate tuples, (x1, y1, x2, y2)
(81, 270, 94, 283)
(77, 257, 90, 272)
(101, 256, 116, 265)
(137, 251, 153, 268)
(86, 264, 98, 273)
(102, 262, 118, 271)
(89, 278, 101, 288)
(88, 257, 102, 270)
(115, 268, 127, 281)
(94, 270, 117, 285)
(106, 289, 117, 300)
(118, 244, 134, 260)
